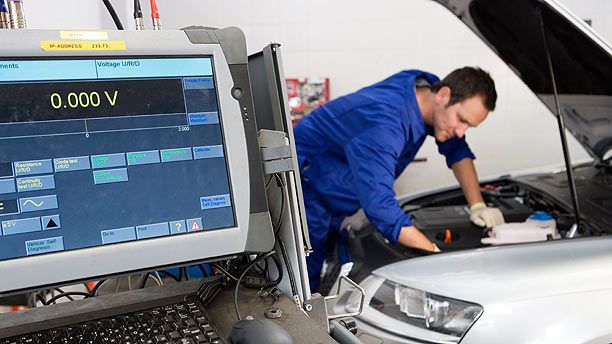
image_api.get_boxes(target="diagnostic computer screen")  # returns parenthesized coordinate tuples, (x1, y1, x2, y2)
(0, 57, 236, 262)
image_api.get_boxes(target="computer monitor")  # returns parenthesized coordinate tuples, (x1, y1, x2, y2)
(0, 28, 273, 295)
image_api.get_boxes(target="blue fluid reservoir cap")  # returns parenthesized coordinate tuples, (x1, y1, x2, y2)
(529, 211, 553, 221)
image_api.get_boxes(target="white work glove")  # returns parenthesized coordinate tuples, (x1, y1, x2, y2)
(431, 243, 441, 253)
(469, 202, 505, 228)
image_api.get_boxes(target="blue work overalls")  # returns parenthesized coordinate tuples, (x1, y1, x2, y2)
(294, 70, 475, 290)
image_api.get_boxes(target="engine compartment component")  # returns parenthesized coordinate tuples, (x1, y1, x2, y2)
(400, 180, 576, 252)
(482, 211, 561, 245)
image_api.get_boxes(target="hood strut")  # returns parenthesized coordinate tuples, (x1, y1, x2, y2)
(536, 3, 585, 235)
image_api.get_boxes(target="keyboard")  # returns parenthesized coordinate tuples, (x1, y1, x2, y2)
(1, 300, 227, 344)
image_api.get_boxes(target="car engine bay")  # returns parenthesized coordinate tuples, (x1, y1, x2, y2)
(402, 180, 577, 252)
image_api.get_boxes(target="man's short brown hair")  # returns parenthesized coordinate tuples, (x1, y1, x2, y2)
(431, 67, 497, 111)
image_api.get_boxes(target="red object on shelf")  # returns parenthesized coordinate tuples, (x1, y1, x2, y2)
(285, 77, 330, 126)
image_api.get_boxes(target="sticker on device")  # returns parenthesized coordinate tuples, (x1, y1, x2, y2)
(200, 194, 231, 210)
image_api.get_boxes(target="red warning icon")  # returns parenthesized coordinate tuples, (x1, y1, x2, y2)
(190, 220, 202, 231)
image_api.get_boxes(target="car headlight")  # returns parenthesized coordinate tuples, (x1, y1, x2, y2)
(347, 275, 483, 342)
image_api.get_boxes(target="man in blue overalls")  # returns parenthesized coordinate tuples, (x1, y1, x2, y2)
(294, 67, 505, 291)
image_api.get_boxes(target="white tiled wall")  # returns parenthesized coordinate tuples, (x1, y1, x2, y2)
(20, 0, 608, 196)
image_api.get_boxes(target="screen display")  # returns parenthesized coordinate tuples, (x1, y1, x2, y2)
(0, 57, 236, 261)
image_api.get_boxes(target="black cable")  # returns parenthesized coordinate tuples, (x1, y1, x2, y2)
(268, 253, 283, 287)
(83, 283, 92, 293)
(44, 292, 90, 306)
(196, 275, 225, 307)
(178, 267, 184, 282)
(268, 173, 298, 295)
(234, 251, 276, 320)
(197, 264, 208, 277)
(184, 267, 191, 281)
(35, 293, 46, 306)
(158, 270, 180, 282)
(252, 257, 267, 275)
(273, 174, 286, 236)
(278, 237, 298, 296)
(139, 273, 150, 289)
(133, 0, 142, 19)
(211, 263, 239, 282)
(101, 0, 124, 30)
(90, 280, 107, 297)
(53, 288, 74, 302)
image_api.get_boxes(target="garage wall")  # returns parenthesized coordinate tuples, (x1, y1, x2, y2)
(19, 0, 605, 196)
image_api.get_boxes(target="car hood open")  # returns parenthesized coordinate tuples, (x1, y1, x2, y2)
(374, 237, 612, 304)
(434, 0, 612, 161)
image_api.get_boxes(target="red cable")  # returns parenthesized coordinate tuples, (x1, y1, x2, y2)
(149, 0, 160, 19)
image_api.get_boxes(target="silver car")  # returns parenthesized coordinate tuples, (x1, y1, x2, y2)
(331, 0, 612, 343)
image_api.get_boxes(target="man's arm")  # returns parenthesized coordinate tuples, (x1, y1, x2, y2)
(452, 157, 504, 227)
(398, 225, 438, 251)
(340, 210, 438, 252)
(343, 123, 440, 252)
(451, 157, 484, 207)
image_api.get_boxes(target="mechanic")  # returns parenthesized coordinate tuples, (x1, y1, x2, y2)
(294, 67, 505, 290)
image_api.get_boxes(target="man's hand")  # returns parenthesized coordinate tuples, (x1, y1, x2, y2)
(451, 159, 504, 227)
(469, 202, 504, 227)
(398, 226, 440, 252)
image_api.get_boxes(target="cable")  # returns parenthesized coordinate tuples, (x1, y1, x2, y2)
(101, 0, 124, 30)
(139, 273, 150, 289)
(149, 273, 162, 286)
(211, 263, 239, 282)
(90, 280, 107, 297)
(0, 0, 8, 29)
(234, 251, 276, 320)
(196, 275, 225, 307)
(154, 271, 164, 286)
(253, 257, 267, 275)
(269, 173, 298, 295)
(273, 173, 287, 236)
(6, 0, 26, 29)
(268, 253, 283, 287)
(44, 292, 90, 306)
(149, 0, 161, 30)
(158, 270, 180, 282)
(34, 293, 46, 306)
(278, 237, 298, 297)
(53, 288, 74, 302)
(133, 0, 144, 30)
(197, 264, 208, 277)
